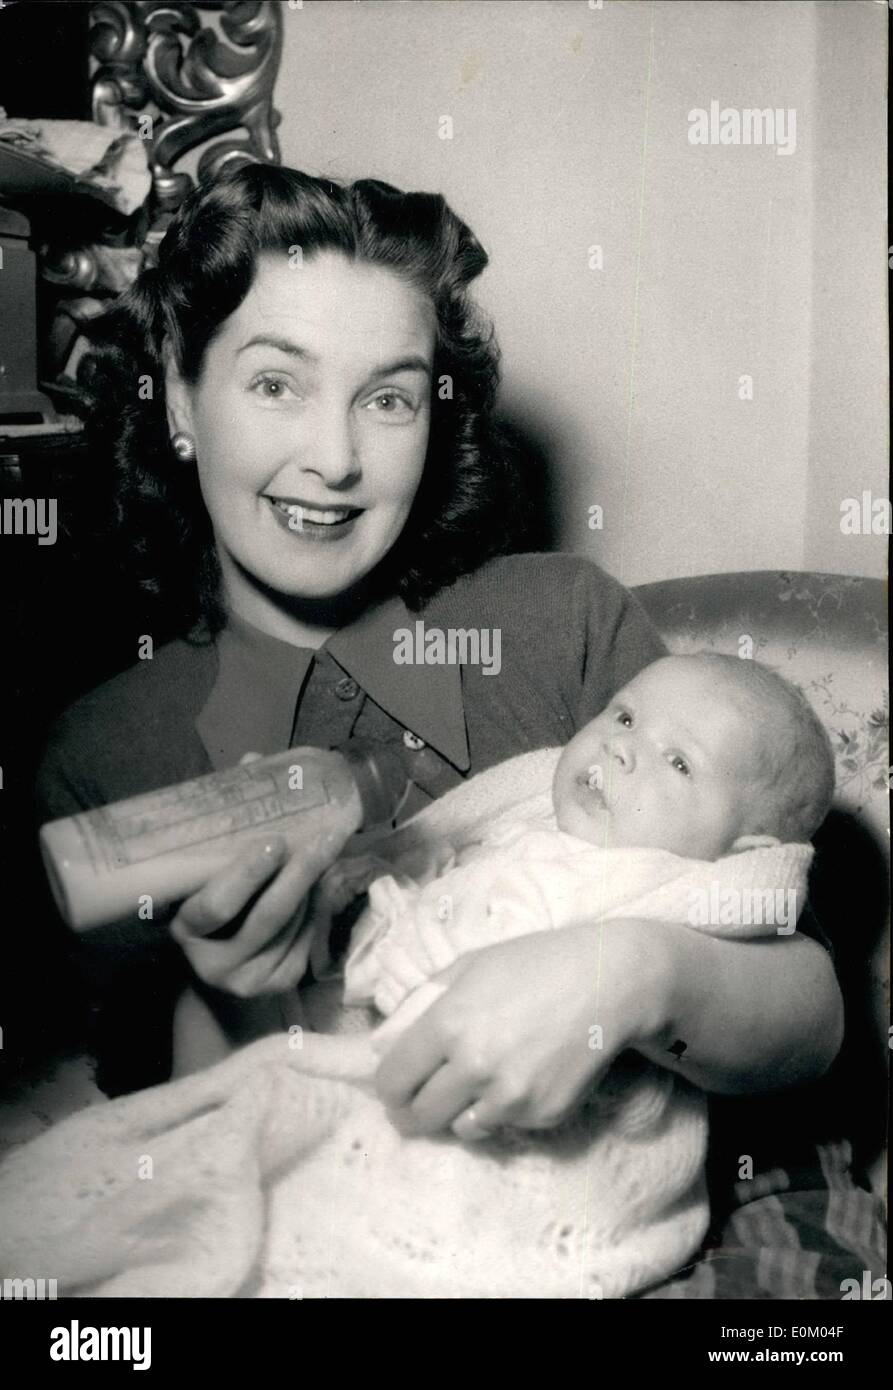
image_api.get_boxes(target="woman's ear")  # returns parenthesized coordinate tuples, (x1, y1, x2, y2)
(163, 347, 194, 439)
(730, 833, 782, 853)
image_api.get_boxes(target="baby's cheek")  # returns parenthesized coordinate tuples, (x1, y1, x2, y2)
(552, 787, 576, 835)
(614, 792, 667, 848)
(557, 800, 612, 846)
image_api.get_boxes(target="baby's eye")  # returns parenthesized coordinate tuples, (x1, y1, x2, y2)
(670, 755, 691, 777)
(615, 710, 633, 728)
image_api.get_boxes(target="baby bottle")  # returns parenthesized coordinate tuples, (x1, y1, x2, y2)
(39, 742, 411, 932)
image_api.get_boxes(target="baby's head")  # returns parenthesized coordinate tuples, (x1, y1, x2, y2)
(553, 654, 835, 859)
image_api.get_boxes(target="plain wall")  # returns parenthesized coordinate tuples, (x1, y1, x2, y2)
(806, 0, 888, 578)
(274, 0, 887, 585)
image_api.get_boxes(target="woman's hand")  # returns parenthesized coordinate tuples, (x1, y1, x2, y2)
(168, 753, 342, 999)
(169, 835, 319, 997)
(373, 917, 843, 1138)
(374, 919, 669, 1136)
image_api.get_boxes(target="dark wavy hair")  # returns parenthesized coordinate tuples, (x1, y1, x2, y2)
(76, 163, 524, 637)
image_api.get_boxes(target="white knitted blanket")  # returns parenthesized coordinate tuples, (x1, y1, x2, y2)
(0, 748, 812, 1299)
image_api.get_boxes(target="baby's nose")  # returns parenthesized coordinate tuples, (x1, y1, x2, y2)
(607, 737, 635, 773)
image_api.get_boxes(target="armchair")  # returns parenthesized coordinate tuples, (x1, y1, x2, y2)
(635, 569, 889, 1196)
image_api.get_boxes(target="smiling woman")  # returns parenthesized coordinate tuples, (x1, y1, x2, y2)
(75, 165, 517, 645)
(167, 251, 435, 640)
(42, 163, 539, 1090)
(32, 161, 866, 1305)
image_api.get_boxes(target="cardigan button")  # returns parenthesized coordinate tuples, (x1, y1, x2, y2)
(402, 730, 426, 751)
(334, 676, 359, 701)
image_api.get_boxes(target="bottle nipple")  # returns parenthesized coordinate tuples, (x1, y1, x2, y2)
(341, 741, 413, 827)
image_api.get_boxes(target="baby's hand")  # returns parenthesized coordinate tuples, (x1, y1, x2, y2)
(306, 853, 395, 979)
(318, 853, 393, 915)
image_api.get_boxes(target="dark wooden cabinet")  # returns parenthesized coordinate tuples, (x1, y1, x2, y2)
(0, 429, 149, 1080)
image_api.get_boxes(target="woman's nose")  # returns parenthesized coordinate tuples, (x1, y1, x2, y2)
(304, 412, 362, 489)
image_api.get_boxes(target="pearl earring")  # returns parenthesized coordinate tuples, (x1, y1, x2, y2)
(171, 431, 196, 462)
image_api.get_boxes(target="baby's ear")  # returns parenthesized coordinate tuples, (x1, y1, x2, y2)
(730, 833, 781, 853)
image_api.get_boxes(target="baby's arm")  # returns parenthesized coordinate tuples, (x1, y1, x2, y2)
(344, 843, 570, 1015)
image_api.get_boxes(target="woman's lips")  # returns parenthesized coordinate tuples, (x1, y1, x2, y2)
(265, 496, 363, 541)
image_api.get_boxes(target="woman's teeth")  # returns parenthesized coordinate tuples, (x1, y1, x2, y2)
(270, 499, 356, 526)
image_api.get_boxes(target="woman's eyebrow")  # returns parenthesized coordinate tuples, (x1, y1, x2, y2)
(236, 335, 431, 379)
(367, 355, 432, 378)
(237, 334, 317, 360)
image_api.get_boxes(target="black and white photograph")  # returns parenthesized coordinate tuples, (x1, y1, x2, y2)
(0, 0, 888, 1362)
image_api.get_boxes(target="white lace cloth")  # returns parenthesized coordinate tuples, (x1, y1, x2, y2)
(0, 748, 812, 1298)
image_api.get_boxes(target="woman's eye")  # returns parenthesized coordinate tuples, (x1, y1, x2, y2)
(615, 710, 633, 728)
(252, 375, 294, 401)
(367, 392, 412, 415)
(670, 755, 691, 777)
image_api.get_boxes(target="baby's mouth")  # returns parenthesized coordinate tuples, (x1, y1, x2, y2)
(575, 770, 608, 810)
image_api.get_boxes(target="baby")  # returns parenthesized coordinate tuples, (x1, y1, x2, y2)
(286, 651, 836, 1298)
(334, 652, 835, 1015)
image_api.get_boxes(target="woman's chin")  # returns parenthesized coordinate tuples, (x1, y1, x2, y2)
(247, 547, 371, 603)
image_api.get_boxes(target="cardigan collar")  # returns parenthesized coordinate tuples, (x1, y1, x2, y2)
(195, 597, 470, 773)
